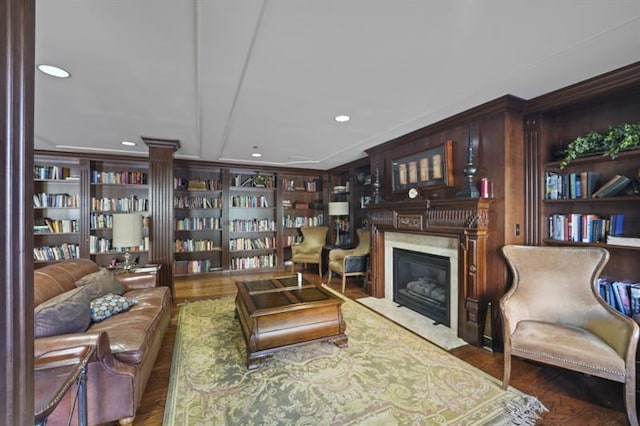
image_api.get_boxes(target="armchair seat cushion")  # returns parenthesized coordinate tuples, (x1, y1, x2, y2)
(511, 320, 625, 380)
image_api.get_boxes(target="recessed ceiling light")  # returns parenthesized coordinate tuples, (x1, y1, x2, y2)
(334, 115, 350, 123)
(121, 141, 137, 147)
(251, 152, 263, 158)
(37, 64, 71, 78)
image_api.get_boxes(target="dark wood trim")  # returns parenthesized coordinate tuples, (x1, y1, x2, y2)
(365, 95, 526, 156)
(1, 0, 35, 424)
(142, 137, 181, 152)
(525, 61, 640, 113)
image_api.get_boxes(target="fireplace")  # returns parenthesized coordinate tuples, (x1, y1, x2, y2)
(393, 248, 450, 326)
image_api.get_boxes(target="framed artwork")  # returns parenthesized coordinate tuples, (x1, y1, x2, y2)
(391, 140, 454, 192)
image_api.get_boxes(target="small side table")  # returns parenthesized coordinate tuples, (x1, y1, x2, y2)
(35, 345, 95, 426)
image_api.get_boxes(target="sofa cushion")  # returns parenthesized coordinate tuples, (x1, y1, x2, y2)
(88, 286, 171, 364)
(75, 268, 124, 299)
(90, 293, 138, 322)
(34, 287, 91, 337)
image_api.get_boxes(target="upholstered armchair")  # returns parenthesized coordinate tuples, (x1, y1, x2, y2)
(327, 228, 370, 293)
(501, 245, 639, 426)
(290, 226, 329, 276)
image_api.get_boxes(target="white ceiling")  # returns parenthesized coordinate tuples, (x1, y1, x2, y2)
(35, 0, 640, 170)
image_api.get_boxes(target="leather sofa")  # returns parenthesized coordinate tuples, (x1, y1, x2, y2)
(33, 259, 171, 425)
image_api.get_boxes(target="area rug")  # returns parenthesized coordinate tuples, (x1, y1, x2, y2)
(163, 294, 546, 425)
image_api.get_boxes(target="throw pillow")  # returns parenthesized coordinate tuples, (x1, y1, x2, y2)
(90, 293, 137, 322)
(75, 268, 124, 299)
(34, 287, 91, 338)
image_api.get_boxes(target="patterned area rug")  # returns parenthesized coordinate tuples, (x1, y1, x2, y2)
(163, 294, 546, 425)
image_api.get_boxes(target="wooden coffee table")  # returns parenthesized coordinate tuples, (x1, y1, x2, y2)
(235, 276, 348, 369)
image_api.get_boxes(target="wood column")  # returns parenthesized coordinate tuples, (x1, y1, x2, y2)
(143, 138, 180, 292)
(1, 0, 35, 423)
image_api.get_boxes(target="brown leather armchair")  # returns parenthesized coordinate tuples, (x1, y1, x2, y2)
(327, 228, 370, 293)
(290, 226, 329, 276)
(501, 245, 639, 426)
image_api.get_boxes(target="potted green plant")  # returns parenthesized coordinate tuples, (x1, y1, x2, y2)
(559, 122, 640, 168)
(251, 171, 267, 187)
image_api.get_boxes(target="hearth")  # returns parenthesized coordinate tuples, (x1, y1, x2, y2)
(393, 248, 450, 326)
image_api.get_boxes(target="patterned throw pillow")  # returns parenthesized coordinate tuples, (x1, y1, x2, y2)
(90, 293, 137, 322)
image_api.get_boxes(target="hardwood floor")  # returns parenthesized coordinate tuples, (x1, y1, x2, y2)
(133, 271, 630, 425)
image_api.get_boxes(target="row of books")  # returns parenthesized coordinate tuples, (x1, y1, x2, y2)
(283, 178, 322, 192)
(545, 171, 631, 199)
(598, 278, 640, 317)
(173, 196, 222, 209)
(34, 165, 77, 181)
(229, 219, 276, 232)
(282, 214, 324, 228)
(174, 239, 221, 253)
(89, 213, 151, 230)
(229, 237, 277, 251)
(174, 259, 222, 275)
(91, 170, 148, 185)
(35, 218, 78, 234)
(33, 192, 80, 208)
(283, 234, 303, 247)
(545, 171, 599, 200)
(33, 244, 80, 261)
(230, 254, 277, 270)
(174, 178, 222, 191)
(174, 217, 221, 231)
(547, 213, 624, 243)
(231, 195, 270, 208)
(90, 196, 149, 213)
(89, 235, 149, 253)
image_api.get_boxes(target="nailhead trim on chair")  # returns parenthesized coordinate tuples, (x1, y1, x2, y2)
(513, 347, 625, 378)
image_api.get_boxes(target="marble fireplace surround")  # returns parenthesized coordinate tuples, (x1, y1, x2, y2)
(366, 198, 491, 346)
(384, 232, 459, 333)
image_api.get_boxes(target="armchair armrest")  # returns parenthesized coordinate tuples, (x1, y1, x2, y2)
(343, 254, 368, 273)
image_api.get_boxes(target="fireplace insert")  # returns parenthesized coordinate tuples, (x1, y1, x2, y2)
(393, 248, 450, 326)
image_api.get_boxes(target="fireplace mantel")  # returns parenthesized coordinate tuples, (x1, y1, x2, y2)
(365, 198, 491, 346)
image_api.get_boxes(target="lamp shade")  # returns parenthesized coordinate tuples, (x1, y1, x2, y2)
(328, 201, 349, 216)
(112, 213, 143, 248)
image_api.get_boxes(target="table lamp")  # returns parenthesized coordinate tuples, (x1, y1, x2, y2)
(112, 212, 143, 272)
(328, 201, 349, 246)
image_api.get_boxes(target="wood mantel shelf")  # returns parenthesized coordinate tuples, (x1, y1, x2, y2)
(365, 198, 492, 346)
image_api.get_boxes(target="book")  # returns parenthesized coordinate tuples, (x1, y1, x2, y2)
(613, 281, 632, 316)
(592, 174, 631, 198)
(607, 235, 640, 247)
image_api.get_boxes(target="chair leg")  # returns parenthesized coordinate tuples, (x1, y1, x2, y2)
(624, 376, 638, 426)
(342, 274, 346, 293)
(502, 352, 511, 390)
(318, 261, 322, 278)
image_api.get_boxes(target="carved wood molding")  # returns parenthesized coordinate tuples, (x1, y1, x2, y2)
(365, 198, 491, 346)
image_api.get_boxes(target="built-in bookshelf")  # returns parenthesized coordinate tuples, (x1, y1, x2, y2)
(280, 172, 326, 258)
(228, 169, 278, 271)
(89, 160, 150, 267)
(33, 156, 82, 266)
(527, 66, 640, 286)
(542, 151, 640, 255)
(173, 166, 224, 276)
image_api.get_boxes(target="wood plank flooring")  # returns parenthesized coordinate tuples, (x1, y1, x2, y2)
(133, 271, 630, 425)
